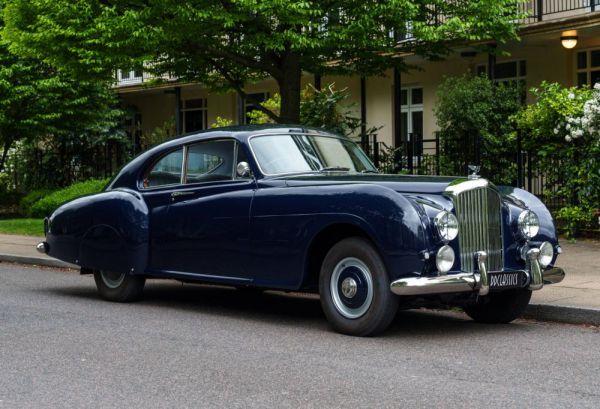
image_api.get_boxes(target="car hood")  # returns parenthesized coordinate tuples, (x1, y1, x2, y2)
(281, 173, 460, 194)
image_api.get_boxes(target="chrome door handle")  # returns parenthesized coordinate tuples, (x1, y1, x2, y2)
(170, 191, 195, 201)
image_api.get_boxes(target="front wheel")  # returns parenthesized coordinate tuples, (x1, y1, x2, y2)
(464, 288, 532, 323)
(319, 237, 398, 336)
(93, 270, 146, 302)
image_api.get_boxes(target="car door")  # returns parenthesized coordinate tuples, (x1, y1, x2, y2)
(142, 138, 255, 281)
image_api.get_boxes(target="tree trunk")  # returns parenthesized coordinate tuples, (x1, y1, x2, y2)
(0, 140, 12, 174)
(277, 52, 302, 124)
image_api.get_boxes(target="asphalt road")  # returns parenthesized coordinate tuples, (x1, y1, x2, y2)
(1, 263, 599, 409)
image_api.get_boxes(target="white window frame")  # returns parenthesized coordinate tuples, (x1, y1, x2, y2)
(401, 86, 424, 139)
(575, 47, 600, 87)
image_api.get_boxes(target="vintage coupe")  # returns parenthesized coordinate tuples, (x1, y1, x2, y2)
(38, 126, 565, 336)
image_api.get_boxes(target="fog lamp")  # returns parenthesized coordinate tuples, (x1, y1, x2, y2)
(436, 245, 455, 273)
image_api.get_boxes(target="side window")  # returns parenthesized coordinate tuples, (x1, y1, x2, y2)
(144, 148, 183, 188)
(185, 140, 235, 184)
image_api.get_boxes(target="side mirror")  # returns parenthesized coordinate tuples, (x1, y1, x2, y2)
(236, 161, 252, 178)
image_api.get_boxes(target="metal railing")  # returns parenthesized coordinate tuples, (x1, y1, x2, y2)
(519, 0, 598, 24)
(115, 70, 176, 87)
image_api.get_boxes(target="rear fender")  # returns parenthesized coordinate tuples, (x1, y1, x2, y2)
(47, 189, 149, 273)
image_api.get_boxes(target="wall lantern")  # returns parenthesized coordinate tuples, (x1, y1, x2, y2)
(561, 30, 578, 49)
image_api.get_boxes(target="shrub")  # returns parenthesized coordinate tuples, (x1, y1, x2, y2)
(29, 178, 110, 218)
(434, 74, 522, 184)
(516, 82, 600, 237)
(20, 189, 54, 216)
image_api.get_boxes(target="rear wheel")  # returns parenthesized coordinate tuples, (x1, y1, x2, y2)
(464, 289, 532, 323)
(93, 270, 146, 302)
(319, 237, 398, 336)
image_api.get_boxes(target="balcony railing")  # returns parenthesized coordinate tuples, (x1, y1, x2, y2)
(519, 0, 599, 24)
(115, 69, 176, 88)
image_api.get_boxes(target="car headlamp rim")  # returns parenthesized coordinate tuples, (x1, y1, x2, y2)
(517, 209, 539, 239)
(434, 210, 459, 242)
(436, 244, 455, 273)
(539, 241, 554, 268)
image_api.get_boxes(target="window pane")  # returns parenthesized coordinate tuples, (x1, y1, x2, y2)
(591, 70, 600, 88)
(411, 88, 423, 105)
(577, 51, 587, 69)
(145, 149, 183, 187)
(400, 112, 408, 142)
(578, 72, 588, 87)
(591, 50, 600, 68)
(186, 140, 234, 183)
(477, 65, 486, 76)
(185, 110, 205, 133)
(400, 90, 408, 106)
(495, 62, 517, 80)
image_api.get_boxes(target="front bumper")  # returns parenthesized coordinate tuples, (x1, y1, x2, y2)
(390, 250, 565, 297)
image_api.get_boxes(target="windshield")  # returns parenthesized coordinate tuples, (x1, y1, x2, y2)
(250, 134, 377, 175)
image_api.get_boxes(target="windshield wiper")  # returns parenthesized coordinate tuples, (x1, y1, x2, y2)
(319, 166, 350, 172)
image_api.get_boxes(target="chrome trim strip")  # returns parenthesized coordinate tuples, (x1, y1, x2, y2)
(527, 248, 544, 290)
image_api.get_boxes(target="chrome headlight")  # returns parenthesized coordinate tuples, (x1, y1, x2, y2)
(434, 211, 459, 241)
(518, 209, 539, 239)
(436, 245, 455, 273)
(539, 241, 554, 267)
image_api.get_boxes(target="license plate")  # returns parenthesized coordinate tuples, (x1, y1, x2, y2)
(488, 271, 525, 290)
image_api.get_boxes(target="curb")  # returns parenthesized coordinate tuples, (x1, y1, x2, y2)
(0, 253, 78, 269)
(524, 303, 600, 326)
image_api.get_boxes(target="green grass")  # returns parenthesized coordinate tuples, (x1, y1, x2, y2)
(0, 218, 44, 237)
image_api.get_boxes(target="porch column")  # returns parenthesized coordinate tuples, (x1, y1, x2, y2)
(174, 86, 182, 135)
(360, 76, 367, 150)
(314, 74, 322, 90)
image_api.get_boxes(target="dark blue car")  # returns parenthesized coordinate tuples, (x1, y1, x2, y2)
(38, 126, 565, 336)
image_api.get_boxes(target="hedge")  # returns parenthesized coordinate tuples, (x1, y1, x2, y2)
(29, 178, 110, 218)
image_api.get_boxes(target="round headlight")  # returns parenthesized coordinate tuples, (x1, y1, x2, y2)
(434, 211, 459, 241)
(518, 210, 539, 239)
(539, 241, 554, 268)
(436, 245, 455, 273)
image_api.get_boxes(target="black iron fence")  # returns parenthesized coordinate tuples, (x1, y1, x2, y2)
(364, 131, 566, 210)
(519, 0, 598, 24)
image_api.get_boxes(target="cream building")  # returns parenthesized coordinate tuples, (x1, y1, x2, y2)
(116, 1, 600, 162)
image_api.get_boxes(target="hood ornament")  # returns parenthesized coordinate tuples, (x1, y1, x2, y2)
(468, 165, 481, 180)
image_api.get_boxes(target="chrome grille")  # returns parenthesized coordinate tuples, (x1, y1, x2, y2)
(452, 186, 503, 273)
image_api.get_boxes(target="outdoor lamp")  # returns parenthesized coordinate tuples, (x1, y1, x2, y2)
(561, 30, 578, 49)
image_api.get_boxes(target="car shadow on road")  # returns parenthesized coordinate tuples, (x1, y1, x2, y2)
(48, 279, 530, 338)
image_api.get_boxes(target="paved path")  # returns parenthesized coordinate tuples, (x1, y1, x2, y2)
(1, 263, 599, 409)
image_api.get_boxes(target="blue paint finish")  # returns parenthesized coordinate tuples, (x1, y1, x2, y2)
(44, 126, 561, 296)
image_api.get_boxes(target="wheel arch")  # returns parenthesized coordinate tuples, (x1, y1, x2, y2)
(301, 222, 381, 291)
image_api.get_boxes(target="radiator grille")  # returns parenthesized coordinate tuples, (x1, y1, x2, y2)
(453, 187, 503, 273)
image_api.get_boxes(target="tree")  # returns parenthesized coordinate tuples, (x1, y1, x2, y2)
(3, 0, 522, 123)
(0, 9, 123, 180)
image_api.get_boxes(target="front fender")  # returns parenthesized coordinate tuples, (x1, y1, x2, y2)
(47, 189, 149, 273)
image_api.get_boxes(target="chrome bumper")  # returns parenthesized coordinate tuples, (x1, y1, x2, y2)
(36, 241, 49, 254)
(390, 250, 565, 297)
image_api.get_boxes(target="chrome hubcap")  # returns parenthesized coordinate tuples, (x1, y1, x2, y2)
(341, 278, 358, 298)
(100, 270, 126, 289)
(330, 257, 373, 320)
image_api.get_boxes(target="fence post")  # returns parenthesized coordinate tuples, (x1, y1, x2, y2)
(527, 149, 533, 192)
(434, 132, 440, 175)
(592, 0, 596, 13)
(408, 133, 414, 174)
(517, 131, 523, 188)
(373, 135, 379, 168)
(537, 0, 543, 21)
